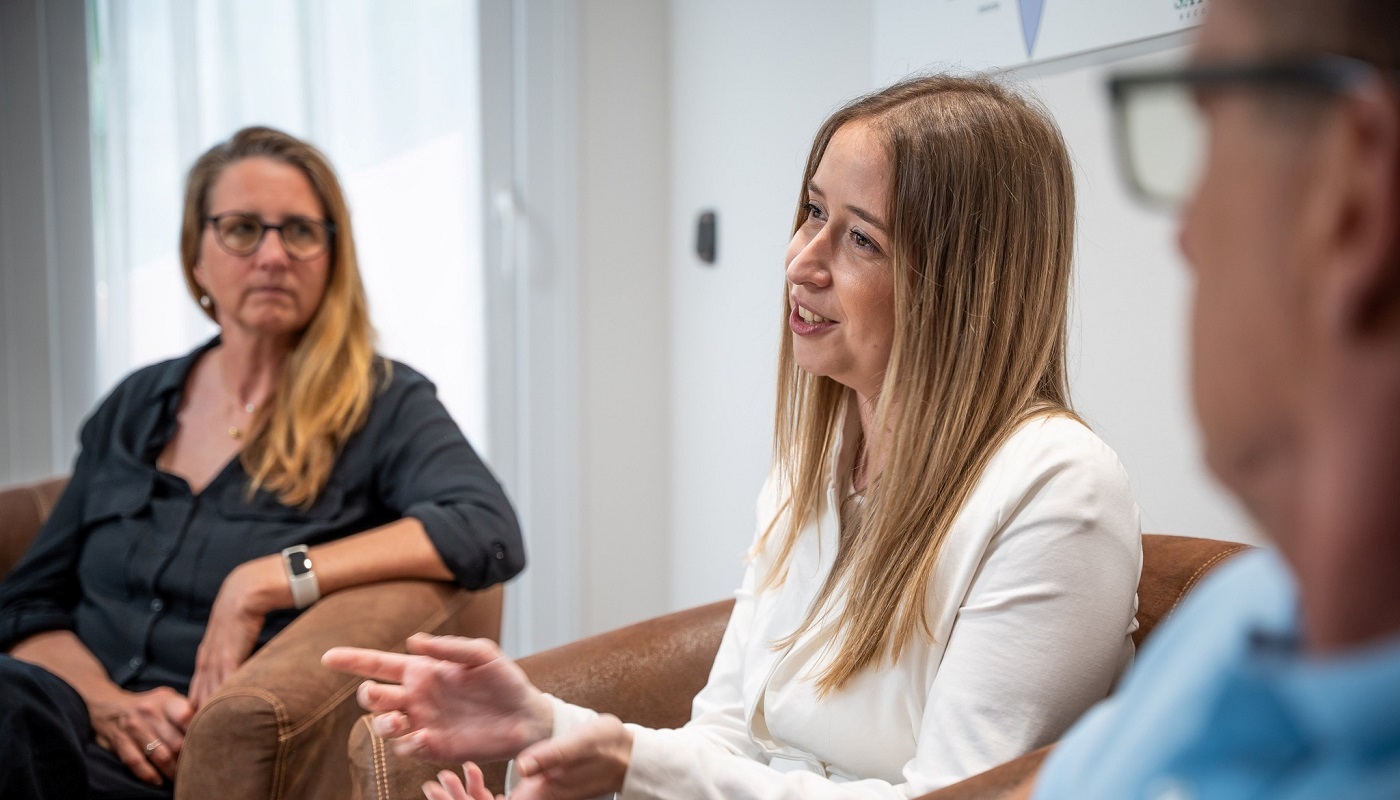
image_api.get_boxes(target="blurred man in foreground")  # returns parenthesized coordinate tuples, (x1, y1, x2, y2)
(1027, 0, 1400, 797)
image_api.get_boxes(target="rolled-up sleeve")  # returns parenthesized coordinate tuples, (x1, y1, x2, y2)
(373, 371, 524, 589)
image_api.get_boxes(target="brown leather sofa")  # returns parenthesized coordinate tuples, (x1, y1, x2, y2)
(0, 476, 506, 800)
(349, 533, 1249, 800)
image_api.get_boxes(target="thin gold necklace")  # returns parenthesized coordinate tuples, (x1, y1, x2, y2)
(227, 399, 256, 440)
(218, 353, 259, 440)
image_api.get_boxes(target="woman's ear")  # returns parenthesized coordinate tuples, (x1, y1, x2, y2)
(192, 265, 214, 310)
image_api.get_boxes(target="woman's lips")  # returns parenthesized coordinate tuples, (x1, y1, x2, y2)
(789, 303, 837, 335)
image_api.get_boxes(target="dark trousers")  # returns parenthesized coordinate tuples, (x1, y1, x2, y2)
(0, 655, 173, 800)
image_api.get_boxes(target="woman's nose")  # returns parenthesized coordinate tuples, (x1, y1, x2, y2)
(785, 230, 831, 287)
(252, 229, 292, 267)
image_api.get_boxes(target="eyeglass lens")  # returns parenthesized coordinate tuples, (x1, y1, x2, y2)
(213, 214, 330, 259)
(1121, 84, 1207, 208)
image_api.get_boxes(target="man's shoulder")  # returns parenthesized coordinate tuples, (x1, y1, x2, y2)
(1034, 548, 1294, 798)
(1119, 547, 1292, 689)
(1163, 546, 1293, 631)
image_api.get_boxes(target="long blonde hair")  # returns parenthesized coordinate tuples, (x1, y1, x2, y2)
(763, 75, 1079, 693)
(180, 126, 380, 508)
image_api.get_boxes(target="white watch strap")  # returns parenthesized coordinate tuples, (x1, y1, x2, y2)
(281, 545, 321, 609)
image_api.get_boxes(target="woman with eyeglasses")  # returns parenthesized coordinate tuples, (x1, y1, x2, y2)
(0, 126, 523, 799)
(329, 75, 1143, 800)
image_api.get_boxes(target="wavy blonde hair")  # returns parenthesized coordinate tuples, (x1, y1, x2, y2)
(762, 75, 1080, 693)
(180, 126, 380, 507)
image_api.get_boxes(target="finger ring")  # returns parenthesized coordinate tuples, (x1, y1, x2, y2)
(144, 739, 165, 754)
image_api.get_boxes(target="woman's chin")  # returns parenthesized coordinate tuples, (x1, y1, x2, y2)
(795, 360, 845, 387)
(222, 315, 308, 341)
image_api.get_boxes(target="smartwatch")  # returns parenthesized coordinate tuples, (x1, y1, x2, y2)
(281, 545, 321, 609)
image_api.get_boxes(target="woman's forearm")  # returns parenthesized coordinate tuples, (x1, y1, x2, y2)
(231, 517, 454, 615)
(9, 629, 126, 705)
(311, 517, 454, 593)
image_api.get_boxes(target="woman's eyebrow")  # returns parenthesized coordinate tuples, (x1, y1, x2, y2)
(846, 204, 888, 234)
(808, 182, 888, 234)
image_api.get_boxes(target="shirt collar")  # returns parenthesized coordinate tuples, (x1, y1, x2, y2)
(151, 335, 221, 399)
(1242, 560, 1400, 755)
(1272, 627, 1400, 752)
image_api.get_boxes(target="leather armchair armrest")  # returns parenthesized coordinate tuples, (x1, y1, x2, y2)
(912, 746, 1049, 800)
(178, 580, 502, 800)
(0, 477, 67, 579)
(349, 599, 735, 800)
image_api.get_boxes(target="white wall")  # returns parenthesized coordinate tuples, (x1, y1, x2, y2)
(661, 2, 1258, 613)
(1006, 46, 1256, 547)
(576, 0, 672, 635)
(667, 0, 877, 612)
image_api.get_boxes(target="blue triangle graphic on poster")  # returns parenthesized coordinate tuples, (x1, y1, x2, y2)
(1019, 0, 1044, 57)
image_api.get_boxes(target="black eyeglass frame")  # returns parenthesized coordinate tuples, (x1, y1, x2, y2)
(1106, 55, 1400, 208)
(205, 213, 338, 260)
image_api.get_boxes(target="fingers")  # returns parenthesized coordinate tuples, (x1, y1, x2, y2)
(190, 648, 242, 709)
(152, 723, 186, 758)
(323, 646, 413, 682)
(89, 689, 200, 787)
(422, 769, 472, 800)
(143, 735, 179, 781)
(369, 710, 413, 739)
(422, 764, 495, 800)
(164, 692, 195, 732)
(516, 714, 626, 777)
(391, 729, 431, 760)
(105, 727, 165, 786)
(356, 679, 413, 714)
(187, 671, 209, 711)
(509, 715, 631, 800)
(405, 633, 501, 667)
(464, 763, 496, 800)
(188, 654, 232, 709)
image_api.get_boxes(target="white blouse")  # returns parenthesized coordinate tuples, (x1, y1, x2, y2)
(547, 410, 1142, 799)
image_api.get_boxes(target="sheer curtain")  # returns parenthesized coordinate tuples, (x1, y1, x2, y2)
(88, 0, 489, 452)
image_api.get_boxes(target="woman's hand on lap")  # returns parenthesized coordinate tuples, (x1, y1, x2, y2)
(323, 633, 553, 763)
(89, 686, 194, 785)
(190, 554, 288, 707)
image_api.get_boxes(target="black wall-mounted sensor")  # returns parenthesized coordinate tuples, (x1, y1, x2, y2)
(696, 210, 717, 265)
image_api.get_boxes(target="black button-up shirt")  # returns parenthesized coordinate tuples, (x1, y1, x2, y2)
(0, 340, 524, 693)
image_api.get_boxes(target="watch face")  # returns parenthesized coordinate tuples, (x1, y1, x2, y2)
(288, 551, 313, 576)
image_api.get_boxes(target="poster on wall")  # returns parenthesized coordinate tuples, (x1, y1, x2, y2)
(874, 0, 1207, 77)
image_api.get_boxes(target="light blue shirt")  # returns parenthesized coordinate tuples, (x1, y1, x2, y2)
(1035, 548, 1400, 800)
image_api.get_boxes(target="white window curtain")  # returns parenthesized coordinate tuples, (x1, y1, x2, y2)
(88, 0, 489, 453)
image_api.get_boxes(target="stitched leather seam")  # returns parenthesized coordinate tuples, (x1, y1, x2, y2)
(279, 591, 475, 740)
(1172, 544, 1250, 608)
(196, 688, 291, 799)
(362, 715, 388, 800)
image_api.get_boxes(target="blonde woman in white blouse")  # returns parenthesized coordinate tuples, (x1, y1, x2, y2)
(325, 74, 1142, 800)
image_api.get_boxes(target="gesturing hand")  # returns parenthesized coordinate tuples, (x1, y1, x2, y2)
(422, 763, 497, 800)
(323, 633, 555, 763)
(508, 714, 633, 800)
(89, 686, 195, 786)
